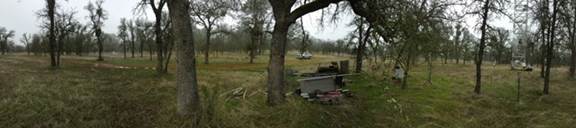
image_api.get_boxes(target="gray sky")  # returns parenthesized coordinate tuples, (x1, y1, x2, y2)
(1, 0, 518, 47)
(0, 0, 146, 44)
(0, 0, 355, 46)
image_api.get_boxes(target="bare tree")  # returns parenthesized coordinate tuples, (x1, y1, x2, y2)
(134, 19, 153, 58)
(191, 0, 232, 64)
(544, 0, 559, 95)
(128, 20, 137, 58)
(298, 16, 310, 55)
(486, 27, 510, 64)
(565, 0, 576, 79)
(118, 18, 129, 59)
(85, 0, 108, 61)
(0, 27, 15, 55)
(137, 0, 170, 74)
(54, 9, 78, 66)
(21, 33, 33, 55)
(454, 24, 463, 64)
(44, 0, 57, 67)
(239, 0, 270, 64)
(72, 24, 90, 56)
(472, 0, 509, 94)
(353, 17, 370, 73)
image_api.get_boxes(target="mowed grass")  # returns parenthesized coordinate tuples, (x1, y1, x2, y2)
(1, 53, 575, 128)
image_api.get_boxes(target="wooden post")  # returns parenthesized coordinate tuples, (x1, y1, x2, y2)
(517, 71, 521, 103)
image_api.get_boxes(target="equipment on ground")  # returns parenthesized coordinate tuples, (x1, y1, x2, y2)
(294, 61, 353, 104)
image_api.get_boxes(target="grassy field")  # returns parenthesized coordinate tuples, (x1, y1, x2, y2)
(1, 53, 575, 128)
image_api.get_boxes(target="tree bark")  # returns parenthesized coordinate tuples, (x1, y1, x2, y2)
(97, 30, 104, 61)
(140, 39, 144, 58)
(47, 0, 58, 68)
(568, 35, 576, 79)
(402, 51, 412, 89)
(130, 25, 136, 58)
(267, 20, 290, 106)
(1, 39, 6, 55)
(540, 0, 550, 78)
(249, 34, 256, 64)
(149, 41, 154, 60)
(154, 13, 165, 74)
(475, 0, 490, 94)
(544, 0, 558, 95)
(167, 0, 201, 118)
(571, 41, 576, 78)
(1, 41, 3, 55)
(355, 19, 365, 73)
(163, 41, 173, 72)
(123, 41, 127, 59)
(570, 4, 576, 79)
(540, 27, 547, 78)
(204, 27, 211, 64)
(57, 34, 64, 66)
(26, 42, 31, 55)
(426, 53, 433, 85)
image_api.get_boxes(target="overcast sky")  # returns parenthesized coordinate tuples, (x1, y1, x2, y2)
(0, 0, 145, 44)
(1, 0, 516, 46)
(0, 0, 356, 46)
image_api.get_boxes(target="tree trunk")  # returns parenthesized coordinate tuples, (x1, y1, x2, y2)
(123, 41, 127, 59)
(355, 19, 365, 73)
(167, 0, 201, 118)
(76, 40, 83, 56)
(444, 55, 448, 64)
(155, 15, 165, 74)
(1, 41, 4, 55)
(204, 27, 211, 64)
(267, 19, 290, 106)
(140, 40, 144, 58)
(475, 0, 490, 94)
(26, 43, 31, 55)
(402, 54, 412, 89)
(299, 18, 308, 54)
(571, 36, 576, 78)
(544, 0, 558, 95)
(149, 42, 154, 60)
(570, 42, 576, 78)
(47, 0, 58, 68)
(97, 30, 104, 61)
(570, 5, 576, 79)
(131, 28, 136, 58)
(249, 34, 256, 64)
(163, 41, 174, 73)
(456, 55, 460, 64)
(426, 53, 433, 85)
(57, 35, 64, 66)
(266, 0, 348, 106)
(540, 28, 547, 78)
(1, 39, 5, 55)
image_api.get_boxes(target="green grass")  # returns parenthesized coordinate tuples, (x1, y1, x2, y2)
(1, 54, 575, 128)
(346, 63, 576, 128)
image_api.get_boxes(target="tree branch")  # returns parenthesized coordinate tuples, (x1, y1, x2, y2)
(288, 0, 345, 22)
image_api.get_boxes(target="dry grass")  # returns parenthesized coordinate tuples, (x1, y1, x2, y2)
(1, 53, 575, 128)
